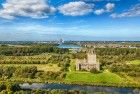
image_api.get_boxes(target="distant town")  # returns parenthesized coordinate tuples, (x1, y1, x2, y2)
(0, 40, 140, 48)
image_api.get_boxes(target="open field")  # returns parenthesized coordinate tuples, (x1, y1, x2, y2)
(65, 70, 126, 84)
(0, 54, 51, 62)
(0, 64, 61, 72)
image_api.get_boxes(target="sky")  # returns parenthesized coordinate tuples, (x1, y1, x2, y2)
(0, 0, 140, 41)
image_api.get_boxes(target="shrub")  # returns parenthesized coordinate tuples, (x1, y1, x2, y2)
(90, 68, 99, 74)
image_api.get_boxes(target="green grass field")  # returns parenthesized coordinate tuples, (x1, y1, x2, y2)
(127, 60, 140, 65)
(65, 70, 126, 84)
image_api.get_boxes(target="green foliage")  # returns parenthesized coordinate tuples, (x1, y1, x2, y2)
(48, 54, 70, 71)
(0, 82, 20, 93)
(14, 66, 37, 79)
(0, 45, 140, 88)
(90, 68, 100, 74)
(37, 71, 66, 80)
(0, 44, 69, 56)
(0, 66, 38, 79)
(94, 48, 140, 70)
(95, 48, 140, 56)
(0, 54, 71, 67)
(0, 83, 6, 92)
(2, 66, 15, 79)
(109, 63, 140, 77)
(14, 89, 87, 94)
(71, 52, 87, 59)
(0, 54, 50, 64)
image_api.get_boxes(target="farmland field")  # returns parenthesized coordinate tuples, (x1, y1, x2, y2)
(0, 54, 51, 64)
(0, 64, 61, 72)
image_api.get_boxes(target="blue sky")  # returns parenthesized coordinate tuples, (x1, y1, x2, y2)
(0, 0, 140, 41)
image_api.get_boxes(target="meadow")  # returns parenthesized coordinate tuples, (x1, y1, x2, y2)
(65, 70, 126, 84)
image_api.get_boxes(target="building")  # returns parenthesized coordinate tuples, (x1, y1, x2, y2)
(76, 52, 100, 71)
(59, 38, 64, 44)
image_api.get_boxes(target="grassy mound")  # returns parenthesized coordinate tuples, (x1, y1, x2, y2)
(65, 70, 126, 84)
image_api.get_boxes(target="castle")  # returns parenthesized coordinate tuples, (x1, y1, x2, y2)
(76, 52, 100, 71)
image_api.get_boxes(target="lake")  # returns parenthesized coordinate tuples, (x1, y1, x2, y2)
(57, 44, 81, 49)
(19, 83, 140, 94)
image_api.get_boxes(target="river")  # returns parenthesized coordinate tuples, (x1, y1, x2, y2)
(57, 44, 81, 49)
(19, 83, 140, 94)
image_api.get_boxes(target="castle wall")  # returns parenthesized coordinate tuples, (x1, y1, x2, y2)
(76, 53, 100, 71)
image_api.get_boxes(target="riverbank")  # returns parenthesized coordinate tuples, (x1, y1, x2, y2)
(1, 78, 140, 89)
(1, 80, 140, 94)
(19, 83, 140, 94)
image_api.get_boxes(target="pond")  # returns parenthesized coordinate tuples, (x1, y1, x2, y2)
(19, 83, 140, 94)
(57, 44, 81, 49)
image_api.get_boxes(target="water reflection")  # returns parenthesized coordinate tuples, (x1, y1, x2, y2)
(57, 44, 81, 49)
(19, 83, 140, 94)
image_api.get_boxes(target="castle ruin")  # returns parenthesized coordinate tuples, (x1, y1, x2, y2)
(76, 52, 100, 71)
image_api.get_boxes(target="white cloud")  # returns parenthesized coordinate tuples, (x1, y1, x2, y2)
(105, 3, 115, 12)
(80, 0, 110, 2)
(111, 4, 140, 18)
(94, 3, 115, 15)
(58, 1, 94, 16)
(94, 9, 105, 15)
(0, 0, 56, 19)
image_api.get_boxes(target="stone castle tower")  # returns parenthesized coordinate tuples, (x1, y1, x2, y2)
(76, 51, 100, 71)
(87, 53, 96, 64)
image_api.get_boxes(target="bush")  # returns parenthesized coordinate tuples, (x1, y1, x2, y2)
(90, 68, 99, 74)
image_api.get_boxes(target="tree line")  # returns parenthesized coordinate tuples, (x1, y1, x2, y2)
(109, 63, 140, 77)
(0, 44, 69, 56)
(94, 48, 140, 77)
(95, 48, 140, 68)
(0, 66, 66, 80)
